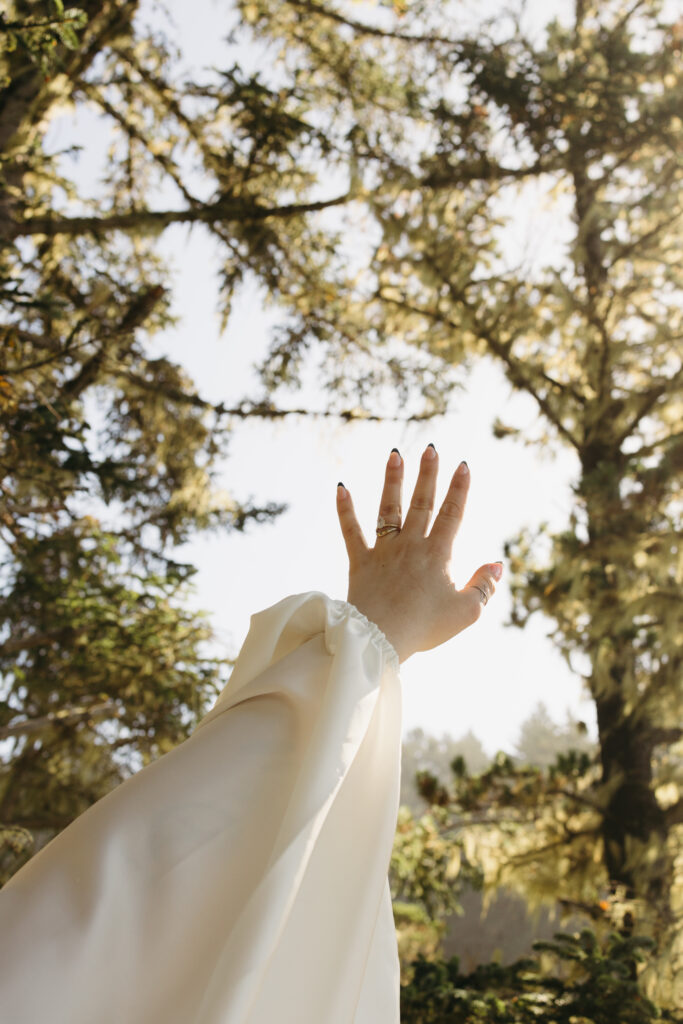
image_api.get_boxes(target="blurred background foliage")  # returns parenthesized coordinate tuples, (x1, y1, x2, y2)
(1, 0, 681, 1017)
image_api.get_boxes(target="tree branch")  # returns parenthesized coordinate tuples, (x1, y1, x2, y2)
(119, 372, 442, 423)
(76, 79, 199, 209)
(376, 286, 582, 450)
(0, 12, 88, 32)
(665, 801, 683, 828)
(0, 0, 139, 156)
(615, 368, 683, 448)
(4, 191, 353, 241)
(421, 158, 560, 189)
(0, 700, 123, 741)
(623, 430, 683, 461)
(284, 0, 465, 48)
(549, 788, 606, 815)
(0, 632, 55, 659)
(506, 827, 598, 864)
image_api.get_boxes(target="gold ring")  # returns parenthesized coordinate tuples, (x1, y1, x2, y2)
(376, 514, 401, 536)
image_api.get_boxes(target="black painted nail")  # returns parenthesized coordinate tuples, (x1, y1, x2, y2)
(391, 447, 400, 455)
(427, 442, 435, 450)
(337, 481, 345, 489)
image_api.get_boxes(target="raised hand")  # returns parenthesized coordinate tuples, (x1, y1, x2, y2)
(336, 445, 503, 664)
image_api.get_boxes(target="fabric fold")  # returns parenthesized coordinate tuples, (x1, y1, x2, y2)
(0, 592, 403, 1024)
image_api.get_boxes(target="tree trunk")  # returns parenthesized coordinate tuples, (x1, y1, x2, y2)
(582, 443, 680, 1007)
(594, 687, 667, 901)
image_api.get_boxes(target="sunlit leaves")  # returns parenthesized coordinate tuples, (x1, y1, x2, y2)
(0, 2, 87, 85)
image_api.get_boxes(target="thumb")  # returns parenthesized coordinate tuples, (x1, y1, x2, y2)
(462, 561, 503, 618)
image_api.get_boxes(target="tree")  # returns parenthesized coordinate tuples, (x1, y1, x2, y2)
(401, 726, 491, 814)
(515, 702, 595, 768)
(397, 712, 598, 980)
(0, 0, 441, 883)
(397, 747, 683, 1019)
(228, 0, 682, 1006)
(0, 0, 334, 882)
(401, 929, 679, 1024)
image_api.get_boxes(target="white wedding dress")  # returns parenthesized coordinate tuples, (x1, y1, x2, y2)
(0, 592, 403, 1023)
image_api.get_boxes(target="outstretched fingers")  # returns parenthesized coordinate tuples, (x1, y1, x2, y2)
(336, 482, 369, 565)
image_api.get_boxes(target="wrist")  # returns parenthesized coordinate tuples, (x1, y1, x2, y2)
(347, 597, 412, 664)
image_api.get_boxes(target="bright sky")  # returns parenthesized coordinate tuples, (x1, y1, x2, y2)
(42, 0, 599, 754)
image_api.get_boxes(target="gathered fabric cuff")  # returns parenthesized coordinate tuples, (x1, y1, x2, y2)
(193, 590, 400, 734)
(332, 598, 400, 672)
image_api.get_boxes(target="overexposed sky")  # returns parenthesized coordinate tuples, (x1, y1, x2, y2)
(42, 0, 598, 754)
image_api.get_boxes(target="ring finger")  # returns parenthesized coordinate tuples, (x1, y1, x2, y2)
(375, 448, 403, 541)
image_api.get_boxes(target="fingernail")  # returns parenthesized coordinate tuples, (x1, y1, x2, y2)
(490, 562, 503, 579)
(337, 482, 346, 496)
(424, 443, 436, 460)
(456, 460, 469, 475)
(389, 449, 401, 467)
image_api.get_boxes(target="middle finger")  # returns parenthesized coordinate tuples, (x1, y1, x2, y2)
(403, 444, 439, 537)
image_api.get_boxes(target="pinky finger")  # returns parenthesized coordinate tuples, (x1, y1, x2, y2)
(336, 483, 369, 565)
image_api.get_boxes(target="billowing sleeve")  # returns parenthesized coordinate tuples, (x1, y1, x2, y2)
(0, 591, 403, 1024)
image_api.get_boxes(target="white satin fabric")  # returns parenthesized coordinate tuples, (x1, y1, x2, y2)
(0, 592, 402, 1023)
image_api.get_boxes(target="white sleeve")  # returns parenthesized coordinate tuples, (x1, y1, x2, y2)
(0, 591, 403, 1024)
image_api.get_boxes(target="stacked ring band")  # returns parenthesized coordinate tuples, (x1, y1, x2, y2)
(376, 515, 401, 537)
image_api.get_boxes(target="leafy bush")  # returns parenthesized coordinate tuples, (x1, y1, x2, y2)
(400, 929, 682, 1023)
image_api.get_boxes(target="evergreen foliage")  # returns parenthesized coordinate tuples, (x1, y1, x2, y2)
(401, 725, 491, 814)
(0, 0, 292, 881)
(401, 930, 680, 1023)
(0, 1, 88, 87)
(515, 702, 595, 769)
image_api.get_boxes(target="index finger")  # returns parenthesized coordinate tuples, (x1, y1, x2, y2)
(336, 483, 369, 565)
(428, 461, 470, 556)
